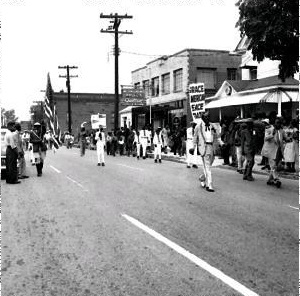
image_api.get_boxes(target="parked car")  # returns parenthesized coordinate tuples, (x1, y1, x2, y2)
(1, 128, 8, 178)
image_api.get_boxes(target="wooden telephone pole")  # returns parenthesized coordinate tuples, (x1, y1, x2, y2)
(58, 65, 78, 133)
(100, 13, 133, 130)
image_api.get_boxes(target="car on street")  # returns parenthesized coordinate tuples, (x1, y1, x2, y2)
(1, 128, 8, 178)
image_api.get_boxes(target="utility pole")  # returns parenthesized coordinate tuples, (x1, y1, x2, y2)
(100, 13, 133, 130)
(58, 65, 78, 133)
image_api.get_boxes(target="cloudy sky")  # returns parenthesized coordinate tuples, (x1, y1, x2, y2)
(1, 0, 241, 121)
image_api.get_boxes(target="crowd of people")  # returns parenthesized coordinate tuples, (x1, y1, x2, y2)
(75, 110, 298, 192)
(4, 110, 298, 192)
(4, 121, 48, 183)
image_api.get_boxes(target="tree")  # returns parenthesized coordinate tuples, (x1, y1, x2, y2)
(236, 0, 299, 81)
(29, 103, 44, 124)
(1, 108, 18, 126)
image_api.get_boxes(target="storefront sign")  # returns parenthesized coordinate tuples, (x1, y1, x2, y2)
(91, 114, 106, 129)
(121, 86, 146, 106)
(189, 83, 205, 122)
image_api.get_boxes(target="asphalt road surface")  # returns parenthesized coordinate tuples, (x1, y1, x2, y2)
(2, 147, 298, 296)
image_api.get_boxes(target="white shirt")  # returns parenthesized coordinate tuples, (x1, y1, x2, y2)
(4, 129, 17, 149)
(204, 127, 214, 143)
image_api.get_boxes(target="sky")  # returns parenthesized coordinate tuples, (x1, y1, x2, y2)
(1, 0, 242, 121)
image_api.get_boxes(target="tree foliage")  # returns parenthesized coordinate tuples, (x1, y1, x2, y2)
(236, 0, 299, 81)
(29, 103, 44, 124)
(1, 107, 18, 125)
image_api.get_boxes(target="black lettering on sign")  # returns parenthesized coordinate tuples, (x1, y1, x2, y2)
(189, 84, 204, 94)
(190, 94, 203, 102)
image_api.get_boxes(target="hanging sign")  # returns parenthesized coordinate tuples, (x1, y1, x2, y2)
(189, 83, 205, 123)
(121, 86, 146, 106)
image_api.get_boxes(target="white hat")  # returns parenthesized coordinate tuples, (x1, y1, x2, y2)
(33, 122, 41, 126)
(262, 119, 270, 124)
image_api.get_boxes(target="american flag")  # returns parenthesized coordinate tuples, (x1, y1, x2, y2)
(44, 73, 61, 149)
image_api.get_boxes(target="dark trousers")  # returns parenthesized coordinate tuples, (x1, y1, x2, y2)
(222, 144, 230, 164)
(110, 141, 117, 156)
(36, 160, 44, 175)
(6, 146, 18, 183)
(243, 153, 255, 178)
(106, 142, 111, 155)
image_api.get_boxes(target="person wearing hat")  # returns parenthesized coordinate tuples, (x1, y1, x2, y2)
(95, 126, 106, 166)
(193, 111, 224, 192)
(30, 122, 47, 177)
(153, 127, 163, 163)
(186, 121, 198, 169)
(4, 121, 20, 184)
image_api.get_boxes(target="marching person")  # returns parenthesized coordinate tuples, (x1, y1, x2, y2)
(95, 126, 106, 166)
(193, 111, 224, 192)
(30, 122, 47, 177)
(262, 117, 287, 188)
(14, 123, 29, 179)
(186, 121, 198, 168)
(153, 127, 163, 163)
(139, 126, 148, 159)
(5, 121, 20, 184)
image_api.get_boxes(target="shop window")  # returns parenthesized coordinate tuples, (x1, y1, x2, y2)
(227, 68, 237, 80)
(250, 68, 257, 80)
(162, 73, 170, 95)
(143, 80, 150, 97)
(151, 77, 159, 97)
(134, 82, 140, 89)
(196, 68, 216, 89)
(173, 68, 183, 92)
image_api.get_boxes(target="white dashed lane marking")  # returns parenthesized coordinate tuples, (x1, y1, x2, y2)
(66, 176, 88, 191)
(122, 213, 260, 296)
(50, 165, 61, 173)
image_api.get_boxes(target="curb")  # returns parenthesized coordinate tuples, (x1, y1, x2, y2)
(148, 153, 299, 181)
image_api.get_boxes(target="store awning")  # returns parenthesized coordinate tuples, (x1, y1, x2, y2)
(206, 89, 299, 109)
(205, 92, 268, 109)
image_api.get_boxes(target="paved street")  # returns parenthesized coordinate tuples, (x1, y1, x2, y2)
(2, 147, 298, 296)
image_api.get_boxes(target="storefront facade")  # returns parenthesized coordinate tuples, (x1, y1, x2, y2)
(131, 48, 241, 131)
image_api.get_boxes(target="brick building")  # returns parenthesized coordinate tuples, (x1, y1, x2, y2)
(53, 92, 122, 138)
(131, 48, 242, 130)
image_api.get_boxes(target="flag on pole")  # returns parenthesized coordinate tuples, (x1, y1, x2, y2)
(44, 73, 61, 149)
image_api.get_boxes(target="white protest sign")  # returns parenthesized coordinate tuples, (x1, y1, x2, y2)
(189, 83, 205, 123)
(91, 114, 106, 129)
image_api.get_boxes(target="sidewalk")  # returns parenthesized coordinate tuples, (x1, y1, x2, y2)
(148, 151, 299, 180)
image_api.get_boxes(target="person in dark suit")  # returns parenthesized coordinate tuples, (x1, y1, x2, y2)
(241, 121, 255, 181)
